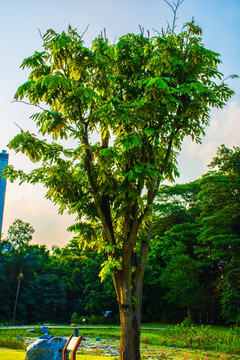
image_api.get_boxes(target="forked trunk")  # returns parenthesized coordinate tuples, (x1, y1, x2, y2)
(112, 224, 150, 360)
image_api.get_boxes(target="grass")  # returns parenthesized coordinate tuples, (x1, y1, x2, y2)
(0, 349, 25, 360)
(0, 350, 109, 360)
(0, 324, 240, 358)
(0, 347, 240, 360)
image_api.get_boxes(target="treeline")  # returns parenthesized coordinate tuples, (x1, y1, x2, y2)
(0, 145, 239, 325)
(0, 235, 117, 324)
(145, 145, 240, 325)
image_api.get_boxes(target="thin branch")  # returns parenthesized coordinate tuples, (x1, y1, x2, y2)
(137, 134, 176, 226)
(163, 0, 185, 32)
(12, 100, 46, 111)
(221, 74, 239, 85)
(37, 28, 44, 42)
(80, 24, 90, 39)
(163, 0, 175, 13)
(14, 122, 24, 132)
(166, 20, 171, 32)
(136, 222, 151, 283)
(139, 25, 144, 35)
(104, 28, 107, 41)
(152, 28, 161, 36)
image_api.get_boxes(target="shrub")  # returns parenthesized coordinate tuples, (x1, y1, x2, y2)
(70, 312, 79, 324)
(181, 317, 194, 327)
(0, 337, 25, 350)
(87, 315, 104, 325)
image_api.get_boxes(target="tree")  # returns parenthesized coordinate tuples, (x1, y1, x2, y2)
(4, 219, 37, 323)
(159, 230, 203, 320)
(197, 145, 240, 324)
(29, 273, 67, 323)
(145, 181, 202, 323)
(6, 219, 34, 250)
(4, 19, 234, 359)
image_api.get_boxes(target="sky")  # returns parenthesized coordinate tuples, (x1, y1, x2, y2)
(0, 0, 240, 247)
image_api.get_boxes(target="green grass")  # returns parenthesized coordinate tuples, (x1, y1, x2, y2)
(0, 349, 25, 360)
(0, 350, 111, 360)
(1, 324, 240, 356)
(0, 347, 240, 360)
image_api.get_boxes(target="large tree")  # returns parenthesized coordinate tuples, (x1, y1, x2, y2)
(4, 18, 234, 359)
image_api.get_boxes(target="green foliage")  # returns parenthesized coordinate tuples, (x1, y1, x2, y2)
(70, 312, 79, 324)
(0, 337, 25, 350)
(181, 316, 194, 327)
(5, 219, 34, 250)
(146, 145, 240, 325)
(4, 22, 233, 262)
(197, 146, 240, 324)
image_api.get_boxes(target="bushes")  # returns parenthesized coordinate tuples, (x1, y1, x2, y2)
(0, 337, 25, 350)
(70, 313, 105, 325)
(181, 316, 194, 327)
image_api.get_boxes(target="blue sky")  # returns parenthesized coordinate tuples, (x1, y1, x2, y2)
(1, 0, 240, 247)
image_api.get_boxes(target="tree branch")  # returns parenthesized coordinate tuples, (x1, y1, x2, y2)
(137, 135, 175, 226)
(163, 0, 185, 32)
(81, 122, 115, 246)
(80, 24, 90, 39)
(136, 222, 151, 284)
(37, 28, 44, 42)
(12, 100, 46, 111)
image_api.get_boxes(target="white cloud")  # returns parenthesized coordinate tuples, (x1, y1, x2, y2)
(185, 100, 240, 171)
(210, 101, 240, 142)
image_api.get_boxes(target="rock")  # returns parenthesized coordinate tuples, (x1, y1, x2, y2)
(25, 336, 67, 360)
(40, 326, 49, 334)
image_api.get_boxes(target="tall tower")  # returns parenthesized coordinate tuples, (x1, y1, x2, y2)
(0, 150, 9, 239)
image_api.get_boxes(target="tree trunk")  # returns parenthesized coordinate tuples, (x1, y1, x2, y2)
(12, 278, 21, 324)
(113, 268, 144, 360)
(112, 222, 150, 360)
(118, 297, 142, 360)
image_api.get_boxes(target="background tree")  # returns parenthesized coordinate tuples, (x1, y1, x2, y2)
(146, 146, 240, 325)
(6, 219, 34, 250)
(4, 19, 234, 359)
(196, 146, 240, 324)
(4, 219, 39, 323)
(145, 181, 202, 322)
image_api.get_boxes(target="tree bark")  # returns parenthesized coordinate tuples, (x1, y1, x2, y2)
(118, 293, 142, 360)
(112, 221, 150, 360)
(114, 257, 145, 360)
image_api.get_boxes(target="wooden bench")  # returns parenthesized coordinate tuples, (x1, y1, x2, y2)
(62, 335, 83, 360)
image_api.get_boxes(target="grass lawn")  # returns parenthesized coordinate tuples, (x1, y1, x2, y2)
(0, 349, 25, 360)
(0, 350, 106, 360)
(1, 324, 240, 359)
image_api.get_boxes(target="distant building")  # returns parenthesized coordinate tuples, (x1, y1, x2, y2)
(0, 150, 9, 239)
